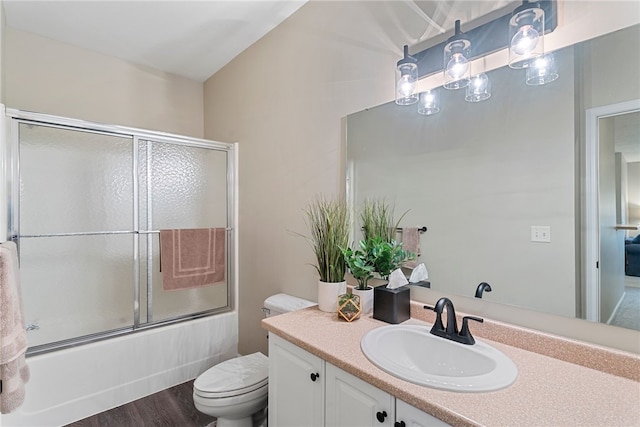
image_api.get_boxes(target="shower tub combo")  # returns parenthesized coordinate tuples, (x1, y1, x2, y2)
(1, 109, 238, 426)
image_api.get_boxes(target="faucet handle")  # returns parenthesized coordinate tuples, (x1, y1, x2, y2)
(424, 305, 446, 332)
(459, 316, 484, 345)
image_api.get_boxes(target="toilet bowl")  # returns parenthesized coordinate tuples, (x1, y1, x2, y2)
(193, 293, 316, 427)
(194, 352, 269, 427)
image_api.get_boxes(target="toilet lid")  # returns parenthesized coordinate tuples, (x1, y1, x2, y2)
(194, 352, 269, 398)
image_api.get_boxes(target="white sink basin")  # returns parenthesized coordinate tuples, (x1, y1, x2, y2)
(360, 324, 518, 392)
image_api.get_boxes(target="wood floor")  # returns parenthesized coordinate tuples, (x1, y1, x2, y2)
(65, 380, 216, 427)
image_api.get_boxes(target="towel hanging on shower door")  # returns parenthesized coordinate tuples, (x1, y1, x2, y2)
(159, 228, 226, 291)
(0, 241, 30, 414)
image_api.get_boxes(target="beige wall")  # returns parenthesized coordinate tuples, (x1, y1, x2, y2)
(581, 25, 640, 110)
(204, 1, 409, 355)
(4, 28, 204, 137)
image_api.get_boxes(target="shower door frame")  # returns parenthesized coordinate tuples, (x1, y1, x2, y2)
(3, 108, 237, 355)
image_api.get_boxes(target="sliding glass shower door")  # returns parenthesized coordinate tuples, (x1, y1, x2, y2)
(18, 124, 135, 347)
(10, 116, 233, 352)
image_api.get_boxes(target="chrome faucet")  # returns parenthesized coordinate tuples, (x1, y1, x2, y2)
(424, 297, 483, 345)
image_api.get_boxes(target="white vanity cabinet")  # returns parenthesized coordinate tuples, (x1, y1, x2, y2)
(268, 333, 452, 427)
(325, 362, 393, 426)
(268, 334, 324, 426)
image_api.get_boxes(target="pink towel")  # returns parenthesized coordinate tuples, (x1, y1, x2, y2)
(0, 241, 30, 414)
(401, 227, 421, 269)
(159, 228, 226, 291)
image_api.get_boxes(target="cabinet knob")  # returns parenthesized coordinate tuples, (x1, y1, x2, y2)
(395, 422, 406, 427)
(376, 410, 388, 423)
(310, 372, 320, 382)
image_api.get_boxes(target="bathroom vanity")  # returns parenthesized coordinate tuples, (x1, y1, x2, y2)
(269, 333, 448, 426)
(262, 304, 640, 426)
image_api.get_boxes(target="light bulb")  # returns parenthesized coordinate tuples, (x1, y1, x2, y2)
(511, 24, 540, 55)
(395, 51, 418, 105)
(531, 55, 549, 71)
(471, 74, 487, 91)
(417, 90, 440, 116)
(526, 53, 558, 85)
(446, 53, 469, 79)
(397, 74, 416, 98)
(465, 73, 491, 102)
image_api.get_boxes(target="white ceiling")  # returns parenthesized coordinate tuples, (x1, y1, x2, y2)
(2, 0, 308, 82)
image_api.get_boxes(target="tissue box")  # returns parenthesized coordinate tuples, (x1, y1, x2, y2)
(373, 285, 410, 324)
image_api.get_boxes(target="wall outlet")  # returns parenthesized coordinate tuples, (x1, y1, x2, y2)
(531, 226, 551, 243)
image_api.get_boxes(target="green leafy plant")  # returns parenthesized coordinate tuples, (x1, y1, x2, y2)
(342, 237, 416, 288)
(341, 240, 376, 290)
(301, 195, 351, 283)
(360, 198, 408, 243)
(372, 239, 416, 280)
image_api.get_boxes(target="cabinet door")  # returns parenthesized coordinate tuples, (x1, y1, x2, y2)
(268, 333, 324, 427)
(325, 363, 394, 427)
(395, 399, 451, 427)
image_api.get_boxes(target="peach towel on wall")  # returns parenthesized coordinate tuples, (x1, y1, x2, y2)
(159, 228, 226, 291)
(401, 227, 421, 269)
(0, 241, 30, 414)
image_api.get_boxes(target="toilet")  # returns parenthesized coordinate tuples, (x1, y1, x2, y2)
(193, 293, 316, 427)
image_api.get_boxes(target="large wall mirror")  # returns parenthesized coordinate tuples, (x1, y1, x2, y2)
(347, 24, 640, 339)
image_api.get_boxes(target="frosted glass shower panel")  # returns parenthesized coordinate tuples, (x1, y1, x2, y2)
(139, 141, 229, 322)
(19, 124, 133, 234)
(140, 141, 228, 228)
(19, 234, 134, 347)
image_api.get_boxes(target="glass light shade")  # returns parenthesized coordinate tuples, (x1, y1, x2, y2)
(526, 53, 558, 85)
(443, 39, 470, 90)
(417, 90, 440, 116)
(509, 3, 545, 69)
(465, 73, 491, 102)
(395, 62, 419, 105)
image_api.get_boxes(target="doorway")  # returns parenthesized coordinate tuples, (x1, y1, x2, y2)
(585, 99, 640, 330)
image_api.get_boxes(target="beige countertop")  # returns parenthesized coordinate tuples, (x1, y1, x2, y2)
(262, 305, 640, 427)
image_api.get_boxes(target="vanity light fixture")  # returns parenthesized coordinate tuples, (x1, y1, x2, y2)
(509, 1, 545, 69)
(443, 20, 471, 90)
(525, 53, 558, 85)
(465, 73, 491, 102)
(393, 1, 556, 114)
(395, 45, 419, 105)
(396, 1, 556, 80)
(417, 90, 440, 116)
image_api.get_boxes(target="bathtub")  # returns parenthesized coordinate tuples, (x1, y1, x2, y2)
(1, 312, 238, 426)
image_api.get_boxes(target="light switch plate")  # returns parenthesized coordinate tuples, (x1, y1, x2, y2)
(531, 226, 551, 242)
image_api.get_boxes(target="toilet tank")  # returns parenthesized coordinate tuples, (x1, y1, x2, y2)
(263, 293, 316, 317)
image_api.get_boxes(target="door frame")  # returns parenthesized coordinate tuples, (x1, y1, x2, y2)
(585, 99, 640, 322)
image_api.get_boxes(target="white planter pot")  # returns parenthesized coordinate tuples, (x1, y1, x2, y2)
(318, 280, 347, 312)
(352, 286, 374, 314)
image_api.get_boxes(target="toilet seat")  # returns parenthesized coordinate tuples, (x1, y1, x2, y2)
(194, 352, 269, 399)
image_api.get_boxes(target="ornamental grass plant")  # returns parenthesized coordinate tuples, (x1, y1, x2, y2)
(303, 195, 351, 283)
(360, 198, 408, 243)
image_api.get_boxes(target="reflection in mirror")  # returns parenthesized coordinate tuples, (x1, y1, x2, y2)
(346, 24, 640, 332)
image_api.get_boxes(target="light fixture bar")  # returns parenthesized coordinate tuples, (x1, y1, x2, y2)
(410, 0, 557, 79)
